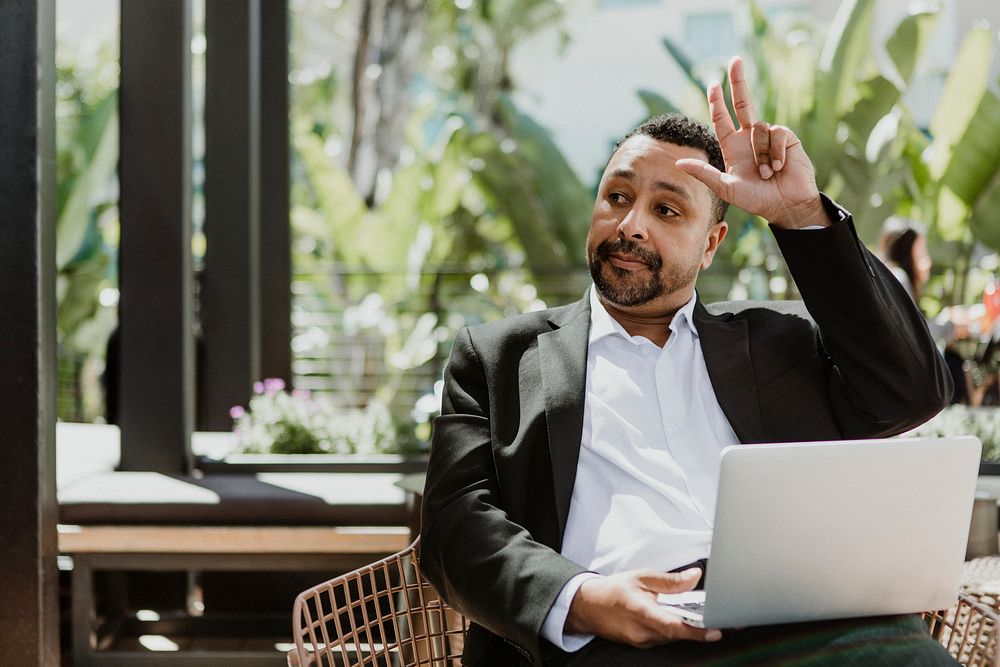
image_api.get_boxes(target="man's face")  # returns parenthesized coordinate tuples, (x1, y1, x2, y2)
(586, 135, 727, 312)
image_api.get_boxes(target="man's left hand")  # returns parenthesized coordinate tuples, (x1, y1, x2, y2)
(676, 56, 830, 230)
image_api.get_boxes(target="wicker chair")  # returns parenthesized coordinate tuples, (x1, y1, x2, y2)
(924, 592, 1000, 667)
(289, 540, 1000, 666)
(288, 538, 467, 666)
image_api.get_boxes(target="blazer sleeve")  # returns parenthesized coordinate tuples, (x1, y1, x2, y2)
(419, 327, 587, 665)
(770, 195, 953, 437)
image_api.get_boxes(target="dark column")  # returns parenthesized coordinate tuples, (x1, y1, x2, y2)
(0, 0, 60, 664)
(259, 0, 292, 386)
(118, 0, 195, 473)
(201, 0, 263, 430)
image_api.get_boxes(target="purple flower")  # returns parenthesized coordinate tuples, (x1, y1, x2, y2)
(229, 405, 246, 419)
(263, 378, 286, 394)
(253, 381, 265, 394)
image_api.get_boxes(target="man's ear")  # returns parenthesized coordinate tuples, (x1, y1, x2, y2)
(701, 221, 728, 270)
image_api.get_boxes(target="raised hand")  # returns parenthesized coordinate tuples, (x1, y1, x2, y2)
(564, 568, 722, 647)
(676, 56, 829, 229)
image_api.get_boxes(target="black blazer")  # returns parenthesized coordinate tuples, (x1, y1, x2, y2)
(421, 206, 953, 666)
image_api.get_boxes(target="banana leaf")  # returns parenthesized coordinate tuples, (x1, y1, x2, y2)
(935, 185, 970, 242)
(661, 37, 708, 95)
(658, 36, 721, 123)
(293, 124, 368, 265)
(56, 92, 118, 270)
(840, 75, 900, 144)
(637, 90, 682, 118)
(808, 0, 875, 183)
(496, 96, 591, 265)
(468, 131, 576, 271)
(969, 173, 1000, 251)
(816, 0, 875, 114)
(928, 27, 993, 180)
(939, 90, 1000, 207)
(746, 0, 775, 121)
(885, 8, 939, 85)
(57, 252, 110, 342)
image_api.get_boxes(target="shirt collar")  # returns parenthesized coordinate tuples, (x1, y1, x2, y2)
(588, 286, 699, 345)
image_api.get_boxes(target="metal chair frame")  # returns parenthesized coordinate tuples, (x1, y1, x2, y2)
(290, 540, 1000, 666)
(289, 538, 467, 666)
(924, 592, 1000, 667)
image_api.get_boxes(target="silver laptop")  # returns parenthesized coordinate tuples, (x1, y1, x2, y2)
(658, 436, 982, 628)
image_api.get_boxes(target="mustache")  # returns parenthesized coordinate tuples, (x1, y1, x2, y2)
(595, 238, 662, 270)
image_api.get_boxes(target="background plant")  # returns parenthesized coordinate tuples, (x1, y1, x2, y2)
(641, 0, 999, 308)
(55, 0, 999, 444)
(913, 405, 1000, 461)
(288, 0, 592, 444)
(55, 20, 120, 421)
(230, 378, 398, 455)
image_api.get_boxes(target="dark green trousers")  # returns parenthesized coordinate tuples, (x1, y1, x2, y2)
(552, 615, 957, 666)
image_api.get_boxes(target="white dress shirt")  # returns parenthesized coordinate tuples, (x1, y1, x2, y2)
(540, 287, 741, 650)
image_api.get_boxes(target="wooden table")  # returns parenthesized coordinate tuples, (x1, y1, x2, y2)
(61, 525, 410, 667)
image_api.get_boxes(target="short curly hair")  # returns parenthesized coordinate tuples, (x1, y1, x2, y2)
(613, 113, 728, 222)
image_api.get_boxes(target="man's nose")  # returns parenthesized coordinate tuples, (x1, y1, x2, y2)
(617, 208, 649, 241)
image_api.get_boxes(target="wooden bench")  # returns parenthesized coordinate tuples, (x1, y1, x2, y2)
(58, 470, 415, 666)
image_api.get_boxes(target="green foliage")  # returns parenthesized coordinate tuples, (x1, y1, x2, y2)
(921, 28, 1000, 248)
(651, 1, 999, 304)
(288, 0, 591, 443)
(54, 25, 121, 420)
(885, 8, 938, 85)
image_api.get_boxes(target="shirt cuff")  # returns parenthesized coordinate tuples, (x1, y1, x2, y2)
(540, 572, 601, 652)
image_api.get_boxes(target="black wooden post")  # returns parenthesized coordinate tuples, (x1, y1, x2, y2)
(0, 0, 60, 663)
(118, 0, 195, 473)
(201, 0, 263, 430)
(259, 0, 292, 386)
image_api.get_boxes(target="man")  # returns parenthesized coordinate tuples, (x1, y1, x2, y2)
(420, 56, 953, 665)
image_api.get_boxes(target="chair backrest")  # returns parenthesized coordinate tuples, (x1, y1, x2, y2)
(289, 537, 468, 667)
(923, 592, 1000, 666)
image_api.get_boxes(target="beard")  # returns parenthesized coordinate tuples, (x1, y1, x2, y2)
(588, 237, 699, 307)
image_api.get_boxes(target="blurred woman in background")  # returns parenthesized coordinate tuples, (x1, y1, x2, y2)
(878, 217, 932, 305)
(879, 217, 996, 406)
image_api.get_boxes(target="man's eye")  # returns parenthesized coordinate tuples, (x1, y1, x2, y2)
(608, 192, 629, 204)
(657, 204, 678, 217)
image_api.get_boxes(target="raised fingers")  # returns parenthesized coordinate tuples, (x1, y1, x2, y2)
(752, 124, 798, 179)
(707, 80, 736, 144)
(768, 124, 796, 173)
(751, 122, 772, 178)
(728, 55, 758, 130)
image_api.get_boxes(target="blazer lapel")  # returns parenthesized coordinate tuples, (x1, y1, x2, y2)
(538, 297, 590, 543)
(694, 300, 764, 443)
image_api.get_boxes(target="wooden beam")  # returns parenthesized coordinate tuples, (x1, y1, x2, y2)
(201, 0, 263, 430)
(58, 525, 410, 555)
(259, 0, 293, 386)
(118, 0, 195, 473)
(0, 0, 60, 663)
